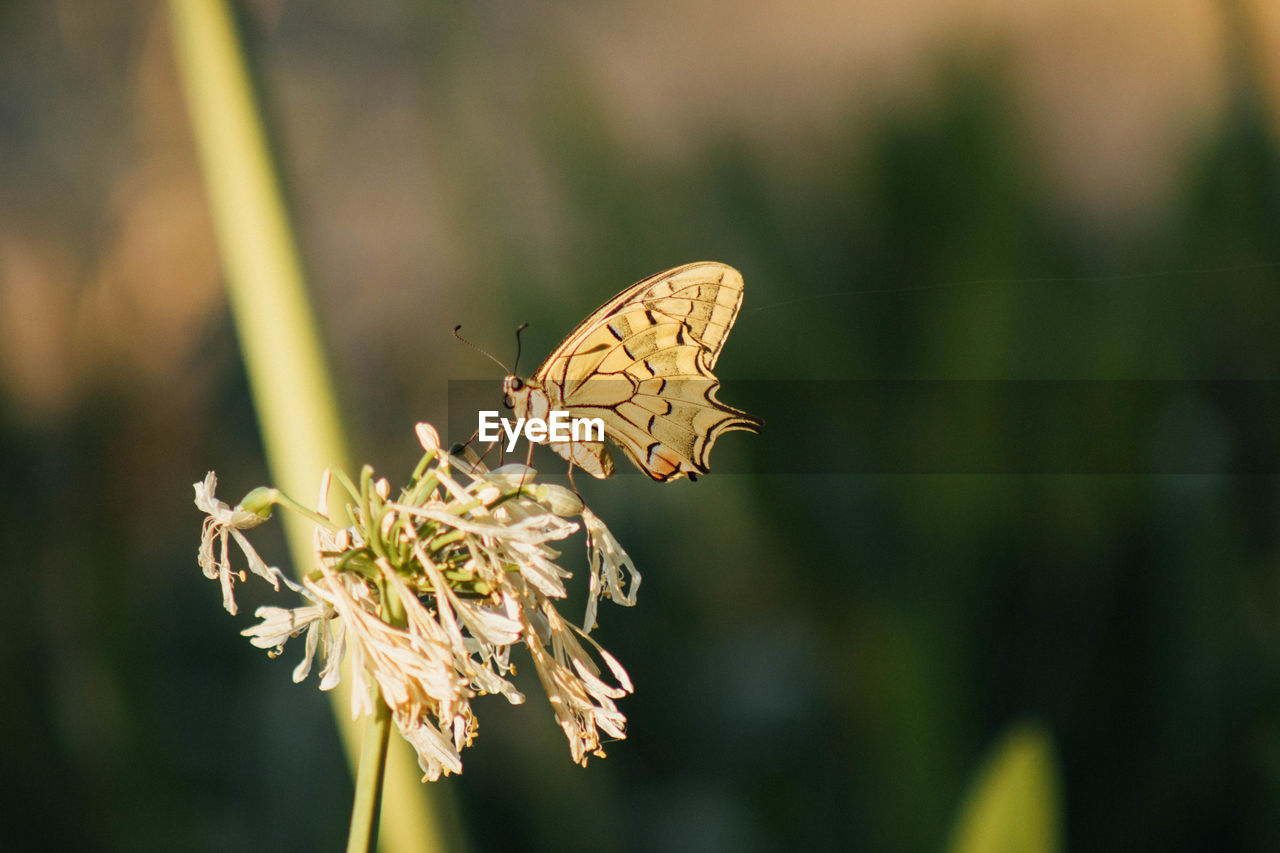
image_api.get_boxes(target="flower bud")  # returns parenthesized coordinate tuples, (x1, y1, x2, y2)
(535, 484, 584, 517)
(486, 464, 537, 491)
(238, 487, 277, 520)
(415, 422, 442, 453)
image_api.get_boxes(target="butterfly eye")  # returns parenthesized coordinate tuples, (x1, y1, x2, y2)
(502, 394, 515, 410)
(510, 377, 524, 392)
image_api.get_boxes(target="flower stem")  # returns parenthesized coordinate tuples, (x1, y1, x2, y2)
(346, 698, 394, 853)
(345, 571, 410, 851)
(269, 488, 348, 531)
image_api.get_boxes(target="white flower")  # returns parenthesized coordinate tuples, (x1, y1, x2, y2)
(396, 710, 465, 781)
(582, 509, 641, 632)
(240, 603, 323, 655)
(240, 602, 344, 686)
(297, 556, 487, 778)
(406, 546, 525, 704)
(194, 472, 297, 614)
(518, 582, 633, 765)
(198, 422, 645, 778)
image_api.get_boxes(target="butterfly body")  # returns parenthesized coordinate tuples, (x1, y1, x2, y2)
(503, 262, 762, 482)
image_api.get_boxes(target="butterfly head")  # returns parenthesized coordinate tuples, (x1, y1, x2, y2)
(501, 375, 525, 411)
(503, 374, 549, 421)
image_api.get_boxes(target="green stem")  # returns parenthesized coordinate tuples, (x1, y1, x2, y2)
(347, 572, 408, 851)
(346, 699, 394, 853)
(269, 488, 348, 531)
(412, 450, 440, 481)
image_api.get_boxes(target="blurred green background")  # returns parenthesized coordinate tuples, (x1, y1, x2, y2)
(3, 1, 1279, 850)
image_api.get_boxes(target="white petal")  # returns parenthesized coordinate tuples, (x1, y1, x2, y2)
(396, 713, 463, 780)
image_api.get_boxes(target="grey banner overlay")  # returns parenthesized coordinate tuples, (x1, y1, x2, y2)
(446, 380, 1280, 474)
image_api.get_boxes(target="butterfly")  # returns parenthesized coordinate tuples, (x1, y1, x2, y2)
(501, 261, 762, 482)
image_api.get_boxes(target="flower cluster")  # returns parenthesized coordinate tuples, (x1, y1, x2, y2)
(194, 423, 641, 780)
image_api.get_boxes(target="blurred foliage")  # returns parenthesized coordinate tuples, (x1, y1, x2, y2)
(2, 2, 1279, 852)
(946, 722, 1062, 853)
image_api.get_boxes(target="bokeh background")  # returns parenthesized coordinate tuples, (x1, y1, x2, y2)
(3, 1, 1280, 850)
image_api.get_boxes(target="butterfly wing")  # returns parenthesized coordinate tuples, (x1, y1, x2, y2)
(530, 262, 762, 481)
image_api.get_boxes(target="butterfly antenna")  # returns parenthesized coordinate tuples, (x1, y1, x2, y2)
(512, 322, 530, 377)
(453, 325, 510, 373)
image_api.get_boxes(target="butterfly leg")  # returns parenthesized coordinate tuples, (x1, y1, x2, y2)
(461, 427, 502, 470)
(567, 458, 584, 498)
(518, 439, 535, 490)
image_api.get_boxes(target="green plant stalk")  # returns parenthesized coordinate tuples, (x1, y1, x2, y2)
(168, 2, 456, 850)
(347, 576, 408, 852)
(347, 698, 393, 853)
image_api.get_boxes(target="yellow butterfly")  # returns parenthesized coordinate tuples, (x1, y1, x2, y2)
(502, 262, 762, 482)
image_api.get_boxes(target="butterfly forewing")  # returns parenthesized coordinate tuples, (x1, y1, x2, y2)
(526, 261, 761, 481)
